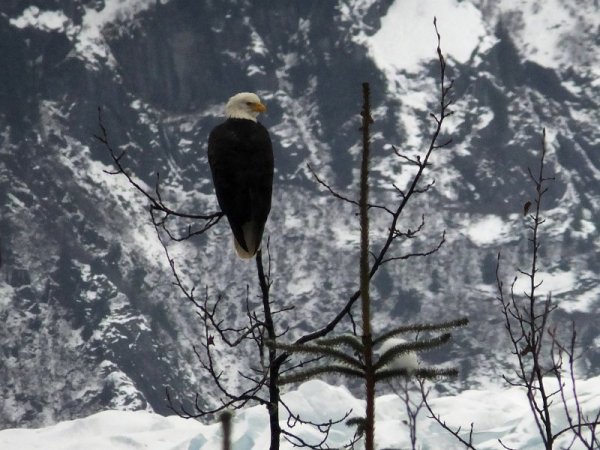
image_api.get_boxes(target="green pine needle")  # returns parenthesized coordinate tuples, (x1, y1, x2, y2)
(271, 342, 364, 369)
(279, 364, 365, 385)
(346, 416, 366, 438)
(374, 333, 451, 371)
(314, 334, 364, 353)
(373, 317, 468, 346)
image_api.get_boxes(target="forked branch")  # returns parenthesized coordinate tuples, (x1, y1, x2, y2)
(95, 107, 223, 240)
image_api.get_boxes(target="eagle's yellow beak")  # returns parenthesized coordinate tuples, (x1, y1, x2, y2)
(252, 102, 267, 113)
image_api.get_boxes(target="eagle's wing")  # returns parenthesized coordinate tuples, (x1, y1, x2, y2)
(245, 122, 273, 253)
(208, 120, 273, 257)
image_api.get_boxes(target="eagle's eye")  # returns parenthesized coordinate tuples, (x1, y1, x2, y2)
(246, 102, 252, 106)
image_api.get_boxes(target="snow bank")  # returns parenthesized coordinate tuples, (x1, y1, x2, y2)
(2, 377, 599, 449)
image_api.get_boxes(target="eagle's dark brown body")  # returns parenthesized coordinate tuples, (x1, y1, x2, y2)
(208, 118, 274, 258)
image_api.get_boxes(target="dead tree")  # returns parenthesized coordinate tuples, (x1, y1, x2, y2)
(496, 129, 600, 449)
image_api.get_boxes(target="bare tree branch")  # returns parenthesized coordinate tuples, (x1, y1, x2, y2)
(96, 107, 223, 240)
(419, 378, 478, 449)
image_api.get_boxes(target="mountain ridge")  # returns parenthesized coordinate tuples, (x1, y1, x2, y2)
(1, 0, 598, 427)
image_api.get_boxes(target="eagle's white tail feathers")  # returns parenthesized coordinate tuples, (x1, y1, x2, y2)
(233, 222, 260, 259)
(234, 238, 254, 259)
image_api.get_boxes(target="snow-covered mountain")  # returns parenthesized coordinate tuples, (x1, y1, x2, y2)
(1, 0, 599, 428)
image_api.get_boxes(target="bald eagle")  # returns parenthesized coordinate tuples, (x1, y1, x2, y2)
(208, 92, 274, 259)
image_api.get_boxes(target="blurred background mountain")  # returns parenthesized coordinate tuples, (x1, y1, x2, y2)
(1, 0, 598, 427)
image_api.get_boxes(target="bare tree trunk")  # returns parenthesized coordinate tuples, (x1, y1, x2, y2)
(220, 411, 232, 450)
(256, 250, 281, 450)
(359, 81, 375, 450)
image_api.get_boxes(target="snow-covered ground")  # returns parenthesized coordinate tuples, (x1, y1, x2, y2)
(1, 377, 598, 450)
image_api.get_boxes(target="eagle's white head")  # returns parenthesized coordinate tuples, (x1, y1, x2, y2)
(225, 92, 267, 122)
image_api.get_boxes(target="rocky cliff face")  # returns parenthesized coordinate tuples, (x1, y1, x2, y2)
(1, 0, 598, 427)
